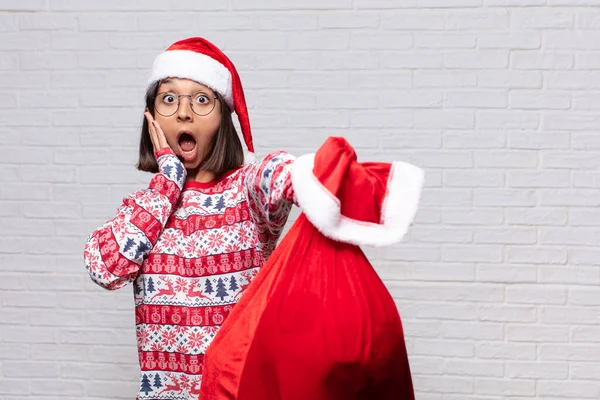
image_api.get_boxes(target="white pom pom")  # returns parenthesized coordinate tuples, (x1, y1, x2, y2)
(244, 152, 256, 165)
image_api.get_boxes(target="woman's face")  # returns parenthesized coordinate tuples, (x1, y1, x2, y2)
(153, 78, 222, 170)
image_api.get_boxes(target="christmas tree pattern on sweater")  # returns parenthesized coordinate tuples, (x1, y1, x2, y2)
(84, 148, 295, 400)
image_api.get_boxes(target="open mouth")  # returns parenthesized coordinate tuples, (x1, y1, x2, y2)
(177, 132, 198, 163)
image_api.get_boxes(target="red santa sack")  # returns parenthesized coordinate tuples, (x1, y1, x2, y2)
(201, 137, 424, 400)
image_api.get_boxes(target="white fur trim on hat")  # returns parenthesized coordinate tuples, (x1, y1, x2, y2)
(148, 50, 234, 108)
(290, 154, 424, 247)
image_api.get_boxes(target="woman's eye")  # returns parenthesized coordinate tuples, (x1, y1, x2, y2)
(162, 95, 176, 103)
(195, 95, 209, 104)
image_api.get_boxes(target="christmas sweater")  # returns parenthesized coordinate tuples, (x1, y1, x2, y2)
(84, 147, 295, 400)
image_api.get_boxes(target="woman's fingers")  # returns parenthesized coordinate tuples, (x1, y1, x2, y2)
(144, 111, 158, 152)
(153, 119, 170, 150)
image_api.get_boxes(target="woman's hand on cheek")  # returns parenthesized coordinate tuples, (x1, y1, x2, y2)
(145, 111, 172, 154)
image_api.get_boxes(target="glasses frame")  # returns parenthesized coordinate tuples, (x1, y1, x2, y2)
(154, 91, 219, 117)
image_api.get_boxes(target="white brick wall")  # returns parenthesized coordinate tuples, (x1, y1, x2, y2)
(1, 1, 599, 398)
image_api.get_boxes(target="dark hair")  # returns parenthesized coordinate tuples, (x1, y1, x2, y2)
(136, 80, 245, 176)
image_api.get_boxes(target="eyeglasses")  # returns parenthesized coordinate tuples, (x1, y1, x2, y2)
(154, 91, 219, 117)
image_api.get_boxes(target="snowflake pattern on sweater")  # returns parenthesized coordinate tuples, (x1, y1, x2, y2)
(84, 148, 295, 400)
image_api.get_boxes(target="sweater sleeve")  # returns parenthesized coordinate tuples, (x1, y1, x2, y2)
(84, 149, 186, 290)
(243, 151, 296, 237)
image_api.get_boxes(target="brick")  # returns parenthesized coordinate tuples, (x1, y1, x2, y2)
(445, 9, 508, 30)
(512, 8, 574, 28)
(415, 33, 476, 49)
(409, 263, 477, 282)
(508, 132, 570, 149)
(21, 166, 76, 183)
(413, 339, 474, 358)
(570, 362, 600, 379)
(569, 208, 600, 226)
(477, 111, 540, 130)
(545, 31, 600, 50)
(506, 247, 567, 265)
(411, 375, 474, 394)
(479, 305, 537, 323)
(546, 71, 600, 89)
(474, 189, 537, 207)
(392, 282, 502, 302)
(444, 50, 509, 69)
(444, 131, 506, 149)
(572, 326, 600, 342)
(351, 31, 412, 49)
(380, 51, 443, 69)
(231, 0, 352, 10)
(537, 381, 600, 398)
(51, 0, 161, 9)
(510, 90, 571, 110)
(88, 345, 138, 364)
(477, 264, 537, 283)
(507, 325, 569, 342)
(445, 90, 507, 108)
(490, 0, 545, 4)
(319, 13, 379, 29)
(383, 245, 441, 262)
(4, 361, 60, 378)
(569, 288, 600, 306)
(410, 302, 478, 321)
(512, 51, 574, 70)
(539, 266, 600, 285)
(0, 379, 30, 394)
(412, 227, 473, 244)
(381, 10, 445, 30)
(31, 379, 84, 396)
(443, 245, 502, 263)
(408, 356, 445, 375)
(381, 131, 442, 149)
(575, 52, 600, 69)
(570, 248, 600, 265)
(477, 342, 537, 360)
(507, 361, 568, 379)
(542, 152, 600, 169)
(538, 189, 598, 207)
(540, 344, 600, 361)
(3, 327, 57, 344)
(474, 228, 536, 244)
(444, 170, 505, 188)
(382, 89, 443, 108)
(442, 209, 504, 225)
(541, 306, 600, 325)
(478, 31, 541, 49)
(475, 378, 535, 396)
(414, 110, 475, 129)
(289, 32, 350, 50)
(478, 70, 542, 88)
(507, 171, 570, 188)
(414, 71, 477, 87)
(442, 321, 504, 340)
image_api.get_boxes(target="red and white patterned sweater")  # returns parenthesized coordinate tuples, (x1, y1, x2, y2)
(84, 148, 295, 399)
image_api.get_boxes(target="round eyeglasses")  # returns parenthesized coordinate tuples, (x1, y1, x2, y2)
(154, 91, 219, 117)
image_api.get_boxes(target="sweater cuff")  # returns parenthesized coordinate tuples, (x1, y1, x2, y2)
(154, 147, 175, 159)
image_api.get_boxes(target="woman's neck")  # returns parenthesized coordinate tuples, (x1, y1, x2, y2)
(187, 168, 217, 183)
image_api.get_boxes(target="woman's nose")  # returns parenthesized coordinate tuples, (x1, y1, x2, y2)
(177, 96, 193, 121)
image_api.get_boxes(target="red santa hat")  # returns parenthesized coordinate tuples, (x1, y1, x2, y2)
(148, 37, 255, 162)
(291, 137, 424, 247)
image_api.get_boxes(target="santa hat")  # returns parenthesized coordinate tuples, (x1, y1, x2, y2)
(291, 137, 424, 247)
(148, 37, 255, 162)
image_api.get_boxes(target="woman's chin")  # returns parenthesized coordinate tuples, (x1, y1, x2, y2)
(182, 158, 202, 171)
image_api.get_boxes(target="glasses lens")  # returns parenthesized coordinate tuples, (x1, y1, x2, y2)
(155, 92, 178, 117)
(190, 92, 216, 116)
